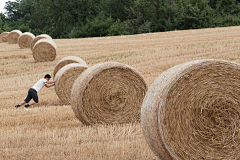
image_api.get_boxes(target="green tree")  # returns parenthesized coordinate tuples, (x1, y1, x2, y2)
(0, 17, 3, 29)
(3, 0, 240, 39)
(4, 0, 21, 21)
(216, 0, 240, 14)
(3, 23, 10, 32)
(103, 0, 131, 21)
(176, 0, 213, 29)
(43, 0, 104, 38)
(19, 23, 30, 32)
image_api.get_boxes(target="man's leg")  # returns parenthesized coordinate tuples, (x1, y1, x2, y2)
(29, 101, 37, 105)
(24, 89, 38, 108)
(19, 101, 27, 105)
(15, 89, 31, 108)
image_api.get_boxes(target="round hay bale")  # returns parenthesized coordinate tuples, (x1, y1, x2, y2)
(32, 39, 57, 62)
(0, 32, 10, 43)
(71, 62, 148, 125)
(31, 34, 52, 51)
(7, 30, 22, 44)
(55, 63, 88, 105)
(141, 59, 240, 160)
(18, 32, 35, 49)
(53, 56, 87, 79)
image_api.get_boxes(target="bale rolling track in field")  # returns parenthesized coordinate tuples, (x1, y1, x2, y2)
(55, 63, 88, 104)
(53, 56, 87, 79)
(31, 34, 52, 51)
(7, 30, 22, 44)
(141, 59, 240, 160)
(18, 32, 35, 49)
(32, 39, 57, 62)
(71, 62, 148, 125)
(0, 32, 9, 43)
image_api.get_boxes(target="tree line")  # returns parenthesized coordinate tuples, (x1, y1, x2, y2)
(1, 0, 240, 39)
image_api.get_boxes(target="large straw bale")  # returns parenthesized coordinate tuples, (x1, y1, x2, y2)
(32, 39, 57, 62)
(141, 59, 240, 160)
(71, 62, 148, 125)
(55, 63, 88, 104)
(53, 56, 87, 79)
(31, 34, 52, 50)
(7, 30, 22, 44)
(0, 32, 9, 43)
(18, 32, 35, 49)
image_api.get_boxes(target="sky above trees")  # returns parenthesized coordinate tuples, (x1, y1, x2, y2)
(0, 0, 15, 14)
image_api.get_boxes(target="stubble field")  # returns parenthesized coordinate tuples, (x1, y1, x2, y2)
(1, 26, 240, 159)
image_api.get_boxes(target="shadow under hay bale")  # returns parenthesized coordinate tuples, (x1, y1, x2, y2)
(0, 32, 9, 43)
(31, 34, 52, 51)
(32, 39, 57, 62)
(141, 59, 240, 160)
(53, 56, 87, 79)
(55, 63, 88, 105)
(71, 62, 148, 125)
(7, 30, 22, 44)
(18, 32, 35, 49)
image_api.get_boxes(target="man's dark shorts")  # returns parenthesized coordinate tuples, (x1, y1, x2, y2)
(24, 88, 39, 103)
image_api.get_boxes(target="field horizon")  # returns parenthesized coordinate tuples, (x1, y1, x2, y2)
(1, 26, 240, 159)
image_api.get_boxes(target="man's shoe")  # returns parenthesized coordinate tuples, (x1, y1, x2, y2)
(15, 104, 20, 108)
(24, 104, 30, 108)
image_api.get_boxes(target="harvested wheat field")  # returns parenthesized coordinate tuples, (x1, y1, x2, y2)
(1, 26, 240, 160)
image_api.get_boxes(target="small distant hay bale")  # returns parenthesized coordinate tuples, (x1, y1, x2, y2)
(18, 32, 35, 49)
(7, 30, 22, 44)
(141, 59, 240, 160)
(32, 39, 57, 62)
(31, 34, 52, 51)
(55, 63, 88, 105)
(0, 32, 10, 43)
(71, 62, 148, 125)
(53, 56, 87, 79)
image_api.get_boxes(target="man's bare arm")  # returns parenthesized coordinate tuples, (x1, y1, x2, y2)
(46, 78, 58, 84)
(45, 83, 55, 88)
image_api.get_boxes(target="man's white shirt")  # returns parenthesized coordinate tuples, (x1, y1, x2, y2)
(32, 78, 47, 92)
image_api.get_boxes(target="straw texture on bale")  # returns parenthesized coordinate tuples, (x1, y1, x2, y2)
(53, 56, 87, 79)
(32, 39, 57, 62)
(31, 34, 52, 50)
(7, 30, 22, 44)
(18, 32, 35, 49)
(141, 59, 240, 160)
(71, 62, 148, 125)
(0, 32, 9, 43)
(55, 63, 88, 104)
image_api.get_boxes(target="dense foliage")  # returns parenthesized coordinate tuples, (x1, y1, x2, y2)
(1, 0, 240, 38)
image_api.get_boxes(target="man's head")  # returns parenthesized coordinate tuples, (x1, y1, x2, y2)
(44, 74, 51, 81)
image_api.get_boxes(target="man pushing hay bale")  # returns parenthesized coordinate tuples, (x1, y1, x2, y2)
(141, 59, 240, 160)
(53, 56, 87, 79)
(15, 74, 57, 108)
(55, 63, 88, 104)
(32, 39, 57, 62)
(18, 32, 35, 49)
(0, 32, 9, 43)
(7, 30, 22, 44)
(71, 62, 148, 125)
(31, 34, 52, 51)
